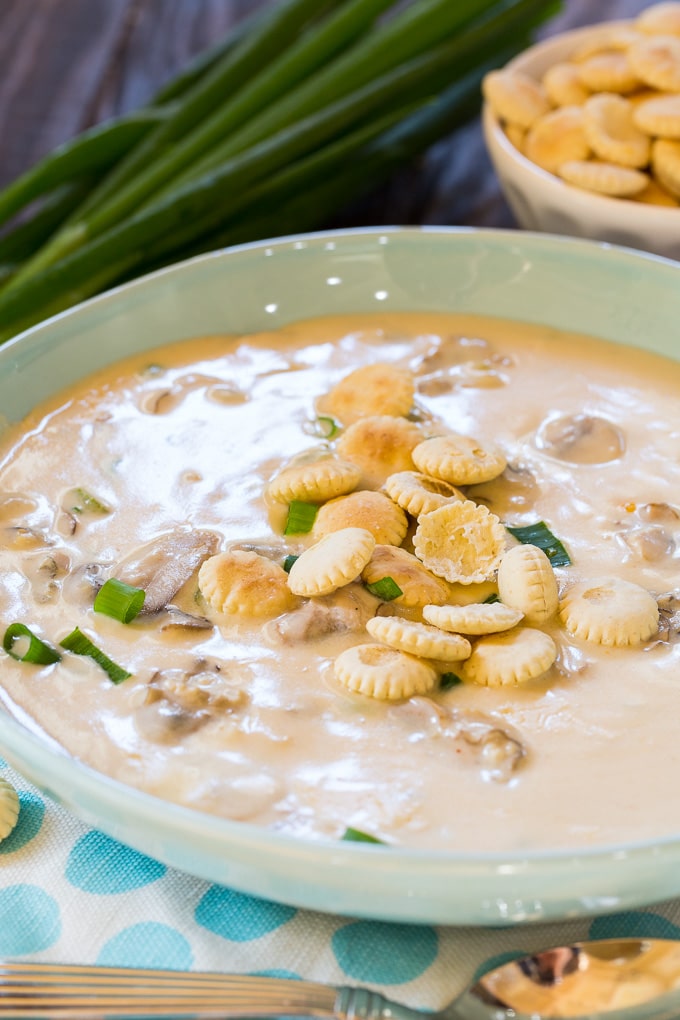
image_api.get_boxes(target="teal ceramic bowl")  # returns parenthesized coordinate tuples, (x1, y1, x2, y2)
(1, 227, 680, 926)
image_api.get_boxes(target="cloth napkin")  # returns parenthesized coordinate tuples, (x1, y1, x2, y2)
(2, 754, 680, 1009)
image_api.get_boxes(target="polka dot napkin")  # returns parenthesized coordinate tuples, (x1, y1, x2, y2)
(3, 755, 680, 1008)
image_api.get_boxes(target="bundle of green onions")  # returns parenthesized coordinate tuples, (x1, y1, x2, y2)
(0, 0, 559, 344)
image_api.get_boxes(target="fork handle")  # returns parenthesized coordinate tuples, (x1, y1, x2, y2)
(0, 963, 424, 1019)
(336, 986, 425, 1020)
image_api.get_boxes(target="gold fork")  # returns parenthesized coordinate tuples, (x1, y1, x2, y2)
(3, 939, 680, 1019)
(0, 962, 337, 1018)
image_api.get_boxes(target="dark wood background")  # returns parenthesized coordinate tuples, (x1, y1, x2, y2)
(0, 0, 651, 231)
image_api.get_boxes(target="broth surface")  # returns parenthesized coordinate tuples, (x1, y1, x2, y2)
(1, 312, 679, 852)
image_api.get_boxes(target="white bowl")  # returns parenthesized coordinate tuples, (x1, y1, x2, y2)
(3, 227, 680, 927)
(482, 22, 680, 260)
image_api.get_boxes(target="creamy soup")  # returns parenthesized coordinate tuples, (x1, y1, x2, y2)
(1, 312, 679, 853)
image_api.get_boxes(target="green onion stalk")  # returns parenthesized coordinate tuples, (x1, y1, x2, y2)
(284, 501, 319, 535)
(134, 48, 515, 274)
(135, 62, 494, 272)
(170, 0, 510, 191)
(0, 0, 561, 343)
(3, 623, 61, 665)
(150, 2, 277, 103)
(505, 521, 571, 566)
(60, 627, 131, 684)
(0, 182, 91, 273)
(0, 108, 171, 230)
(69, 0, 399, 242)
(365, 577, 404, 601)
(0, 4, 276, 257)
(93, 578, 146, 624)
(4, 0, 346, 283)
(3, 0, 548, 289)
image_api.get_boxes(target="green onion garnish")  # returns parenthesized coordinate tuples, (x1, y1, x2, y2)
(284, 500, 318, 535)
(304, 415, 340, 439)
(94, 578, 145, 623)
(314, 416, 339, 439)
(60, 627, 131, 684)
(69, 487, 110, 515)
(3, 623, 61, 665)
(365, 576, 403, 601)
(483, 593, 500, 604)
(505, 521, 571, 567)
(282, 554, 299, 573)
(440, 672, 463, 690)
(341, 827, 385, 844)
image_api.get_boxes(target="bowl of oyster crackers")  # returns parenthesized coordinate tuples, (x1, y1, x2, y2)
(482, 1, 680, 260)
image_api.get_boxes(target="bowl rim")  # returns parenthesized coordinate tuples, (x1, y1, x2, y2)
(2, 223, 680, 895)
(4, 221, 680, 361)
(482, 18, 680, 219)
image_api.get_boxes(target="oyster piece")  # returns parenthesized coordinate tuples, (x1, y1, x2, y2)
(265, 586, 374, 644)
(390, 699, 526, 782)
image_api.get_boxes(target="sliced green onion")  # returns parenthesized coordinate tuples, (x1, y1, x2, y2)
(283, 554, 299, 573)
(365, 576, 403, 601)
(312, 415, 340, 439)
(3, 623, 61, 665)
(284, 500, 318, 535)
(69, 487, 110, 515)
(483, 593, 500, 605)
(59, 627, 131, 684)
(94, 578, 145, 623)
(341, 826, 386, 844)
(505, 521, 571, 567)
(440, 672, 463, 690)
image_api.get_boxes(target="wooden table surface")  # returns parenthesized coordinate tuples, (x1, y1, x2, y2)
(0, 0, 652, 232)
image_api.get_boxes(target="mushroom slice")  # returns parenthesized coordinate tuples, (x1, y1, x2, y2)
(115, 529, 220, 614)
(159, 607, 214, 632)
(636, 502, 680, 524)
(134, 697, 207, 744)
(23, 552, 70, 604)
(535, 413, 625, 464)
(61, 562, 110, 607)
(5, 524, 53, 550)
(228, 539, 290, 560)
(0, 494, 40, 524)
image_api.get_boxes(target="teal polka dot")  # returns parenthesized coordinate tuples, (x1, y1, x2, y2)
(332, 921, 438, 985)
(97, 922, 193, 969)
(589, 911, 680, 941)
(0, 758, 7, 768)
(65, 831, 166, 893)
(473, 950, 525, 983)
(0, 791, 45, 854)
(0, 884, 60, 954)
(195, 886, 297, 942)
(250, 969, 301, 980)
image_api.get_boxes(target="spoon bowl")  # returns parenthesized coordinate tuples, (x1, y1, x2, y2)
(459, 937, 680, 1019)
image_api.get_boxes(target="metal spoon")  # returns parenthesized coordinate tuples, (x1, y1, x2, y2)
(2, 937, 680, 1019)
